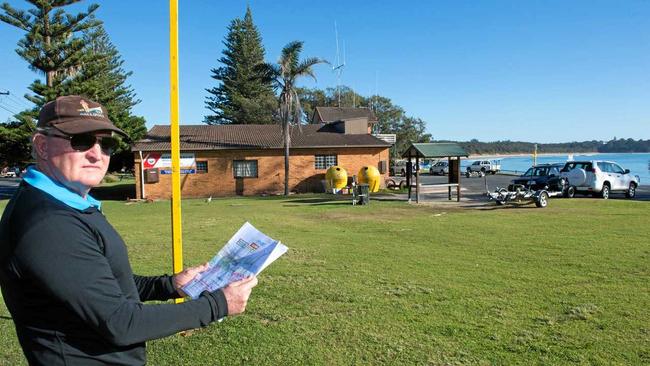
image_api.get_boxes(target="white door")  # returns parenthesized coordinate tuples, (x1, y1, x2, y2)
(609, 163, 627, 190)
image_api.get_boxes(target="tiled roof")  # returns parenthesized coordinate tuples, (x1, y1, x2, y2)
(313, 107, 378, 123)
(131, 124, 391, 152)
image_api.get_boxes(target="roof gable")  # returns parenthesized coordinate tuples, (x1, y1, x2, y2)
(313, 107, 378, 123)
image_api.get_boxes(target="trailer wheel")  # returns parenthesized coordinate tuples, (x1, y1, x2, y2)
(535, 191, 549, 208)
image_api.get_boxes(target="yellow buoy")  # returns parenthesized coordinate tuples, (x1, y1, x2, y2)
(358, 166, 381, 192)
(325, 166, 348, 192)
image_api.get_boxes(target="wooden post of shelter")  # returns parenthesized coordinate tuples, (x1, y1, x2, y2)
(448, 157, 453, 200)
(406, 158, 412, 200)
(415, 156, 420, 203)
(456, 156, 461, 201)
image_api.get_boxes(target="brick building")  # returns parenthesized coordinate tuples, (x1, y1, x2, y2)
(131, 121, 391, 199)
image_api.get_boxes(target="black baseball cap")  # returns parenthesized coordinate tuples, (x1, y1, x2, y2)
(37, 95, 128, 138)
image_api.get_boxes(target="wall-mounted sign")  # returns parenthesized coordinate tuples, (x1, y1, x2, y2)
(143, 152, 195, 168)
(143, 153, 196, 174)
(160, 169, 196, 175)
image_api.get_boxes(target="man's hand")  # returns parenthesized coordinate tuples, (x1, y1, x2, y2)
(173, 262, 210, 297)
(222, 276, 258, 316)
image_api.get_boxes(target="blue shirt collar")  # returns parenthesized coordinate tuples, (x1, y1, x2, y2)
(23, 166, 102, 211)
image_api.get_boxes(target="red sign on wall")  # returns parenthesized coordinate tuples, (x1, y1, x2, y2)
(143, 153, 161, 169)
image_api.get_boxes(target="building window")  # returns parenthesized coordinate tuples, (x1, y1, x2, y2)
(233, 160, 258, 178)
(315, 155, 337, 169)
(196, 161, 208, 173)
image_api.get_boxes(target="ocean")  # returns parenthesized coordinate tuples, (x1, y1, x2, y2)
(459, 153, 650, 184)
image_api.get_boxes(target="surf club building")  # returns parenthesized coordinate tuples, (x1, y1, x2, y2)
(131, 118, 391, 199)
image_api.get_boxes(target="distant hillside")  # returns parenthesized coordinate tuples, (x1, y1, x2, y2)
(433, 138, 650, 155)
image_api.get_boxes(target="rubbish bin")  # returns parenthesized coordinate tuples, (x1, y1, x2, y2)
(357, 183, 370, 205)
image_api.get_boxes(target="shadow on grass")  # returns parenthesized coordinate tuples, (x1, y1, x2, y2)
(90, 183, 136, 201)
(281, 194, 409, 206)
(282, 197, 351, 207)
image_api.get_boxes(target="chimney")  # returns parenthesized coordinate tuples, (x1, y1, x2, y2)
(341, 117, 369, 134)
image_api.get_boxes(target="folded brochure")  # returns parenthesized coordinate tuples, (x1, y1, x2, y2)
(182, 222, 288, 299)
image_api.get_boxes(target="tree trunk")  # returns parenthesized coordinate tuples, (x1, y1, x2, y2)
(44, 8, 53, 87)
(284, 129, 290, 196)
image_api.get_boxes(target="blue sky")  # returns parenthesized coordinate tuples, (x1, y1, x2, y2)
(1, 0, 649, 143)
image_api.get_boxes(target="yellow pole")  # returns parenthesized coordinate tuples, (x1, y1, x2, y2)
(533, 143, 538, 166)
(169, 0, 183, 302)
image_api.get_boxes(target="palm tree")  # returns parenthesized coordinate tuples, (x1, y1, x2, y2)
(261, 41, 328, 195)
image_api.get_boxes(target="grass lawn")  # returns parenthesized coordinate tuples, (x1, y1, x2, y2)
(0, 195, 648, 365)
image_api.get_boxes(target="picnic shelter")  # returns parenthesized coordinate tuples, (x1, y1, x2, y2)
(401, 142, 469, 202)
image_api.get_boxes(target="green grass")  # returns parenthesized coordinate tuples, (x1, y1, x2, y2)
(1, 196, 649, 365)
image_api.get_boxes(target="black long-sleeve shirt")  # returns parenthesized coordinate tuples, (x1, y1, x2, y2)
(0, 181, 228, 365)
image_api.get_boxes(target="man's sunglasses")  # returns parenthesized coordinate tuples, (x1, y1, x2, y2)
(46, 132, 120, 154)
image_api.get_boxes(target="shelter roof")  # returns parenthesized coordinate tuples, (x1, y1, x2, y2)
(401, 142, 468, 158)
(131, 124, 391, 152)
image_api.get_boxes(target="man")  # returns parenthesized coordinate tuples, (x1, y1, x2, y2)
(0, 95, 258, 365)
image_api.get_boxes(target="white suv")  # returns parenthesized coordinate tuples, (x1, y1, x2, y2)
(560, 160, 640, 199)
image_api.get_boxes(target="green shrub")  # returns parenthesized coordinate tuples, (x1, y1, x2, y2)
(102, 174, 119, 183)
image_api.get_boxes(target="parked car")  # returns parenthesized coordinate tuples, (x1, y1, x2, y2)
(1, 166, 19, 178)
(509, 163, 566, 192)
(466, 160, 501, 174)
(559, 160, 640, 199)
(390, 160, 422, 176)
(429, 161, 449, 175)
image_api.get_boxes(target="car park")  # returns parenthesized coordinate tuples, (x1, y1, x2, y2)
(559, 160, 640, 199)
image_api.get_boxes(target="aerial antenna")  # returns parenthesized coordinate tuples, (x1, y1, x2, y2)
(332, 21, 346, 108)
(373, 70, 378, 111)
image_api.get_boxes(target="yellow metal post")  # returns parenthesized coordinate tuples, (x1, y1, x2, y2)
(169, 0, 183, 302)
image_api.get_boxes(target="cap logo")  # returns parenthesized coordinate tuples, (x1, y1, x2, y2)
(78, 99, 105, 118)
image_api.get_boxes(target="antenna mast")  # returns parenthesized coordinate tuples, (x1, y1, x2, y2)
(333, 21, 345, 108)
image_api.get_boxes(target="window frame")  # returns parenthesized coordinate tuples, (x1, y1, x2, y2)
(233, 159, 258, 178)
(610, 163, 625, 174)
(314, 154, 338, 170)
(196, 161, 208, 174)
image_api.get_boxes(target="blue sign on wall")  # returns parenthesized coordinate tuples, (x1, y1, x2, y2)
(160, 169, 196, 174)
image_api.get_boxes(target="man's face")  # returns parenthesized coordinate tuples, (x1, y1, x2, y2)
(37, 132, 112, 195)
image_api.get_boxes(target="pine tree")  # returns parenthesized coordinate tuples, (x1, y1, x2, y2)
(204, 6, 276, 125)
(64, 22, 147, 169)
(0, 1, 100, 164)
(0, 0, 100, 106)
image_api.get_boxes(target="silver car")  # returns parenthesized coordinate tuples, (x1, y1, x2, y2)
(560, 160, 640, 199)
(429, 161, 449, 175)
